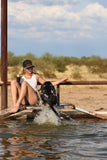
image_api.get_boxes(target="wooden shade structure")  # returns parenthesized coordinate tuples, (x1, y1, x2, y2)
(1, 0, 107, 113)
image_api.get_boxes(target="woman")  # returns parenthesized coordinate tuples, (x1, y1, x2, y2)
(9, 59, 68, 113)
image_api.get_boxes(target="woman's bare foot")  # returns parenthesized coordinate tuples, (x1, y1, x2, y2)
(9, 104, 20, 114)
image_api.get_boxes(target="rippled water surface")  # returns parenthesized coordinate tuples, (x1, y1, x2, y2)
(0, 118, 107, 159)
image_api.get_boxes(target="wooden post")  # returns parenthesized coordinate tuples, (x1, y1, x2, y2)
(57, 85, 60, 106)
(1, 0, 8, 109)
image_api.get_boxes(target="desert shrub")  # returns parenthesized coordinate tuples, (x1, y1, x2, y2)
(99, 73, 107, 79)
(52, 57, 67, 72)
(70, 57, 80, 65)
(34, 59, 47, 71)
(41, 52, 54, 66)
(72, 66, 82, 79)
(23, 52, 36, 61)
(41, 52, 53, 60)
(79, 55, 104, 69)
(34, 58, 55, 73)
(2, 51, 107, 78)
(89, 66, 100, 74)
(38, 52, 56, 71)
(8, 51, 21, 66)
(100, 59, 107, 73)
(7, 52, 37, 67)
(40, 54, 71, 72)
(8, 66, 20, 79)
(43, 70, 56, 78)
(88, 58, 107, 74)
(72, 72, 82, 79)
(55, 61, 66, 72)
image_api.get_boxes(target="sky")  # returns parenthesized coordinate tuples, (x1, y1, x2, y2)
(0, 0, 107, 57)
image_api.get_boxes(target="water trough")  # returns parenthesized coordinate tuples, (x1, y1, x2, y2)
(0, 105, 107, 121)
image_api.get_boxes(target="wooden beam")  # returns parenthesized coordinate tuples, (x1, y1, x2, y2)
(60, 81, 107, 85)
(1, 0, 8, 109)
(1, 80, 107, 86)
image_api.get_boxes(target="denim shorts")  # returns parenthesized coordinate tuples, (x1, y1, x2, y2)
(25, 91, 40, 106)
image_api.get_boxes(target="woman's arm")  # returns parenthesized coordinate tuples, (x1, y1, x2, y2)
(35, 74, 45, 84)
(35, 73, 68, 86)
(52, 78, 69, 86)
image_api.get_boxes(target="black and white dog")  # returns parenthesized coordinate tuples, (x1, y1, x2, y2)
(40, 81, 57, 107)
(39, 81, 63, 119)
(29, 81, 70, 121)
(39, 81, 70, 120)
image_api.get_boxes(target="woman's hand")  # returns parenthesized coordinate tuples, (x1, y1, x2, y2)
(60, 78, 69, 83)
(52, 78, 69, 86)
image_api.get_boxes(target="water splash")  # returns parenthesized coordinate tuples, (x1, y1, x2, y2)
(34, 105, 61, 126)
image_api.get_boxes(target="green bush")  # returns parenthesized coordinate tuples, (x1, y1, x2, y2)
(1, 51, 107, 77)
(43, 70, 56, 78)
(9, 66, 20, 79)
(7, 51, 21, 66)
(72, 66, 82, 79)
(52, 57, 67, 72)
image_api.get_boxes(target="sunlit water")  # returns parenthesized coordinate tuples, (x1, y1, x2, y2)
(0, 107, 107, 159)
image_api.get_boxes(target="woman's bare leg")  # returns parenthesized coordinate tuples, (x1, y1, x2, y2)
(9, 81, 37, 113)
(11, 79, 25, 106)
(17, 81, 37, 105)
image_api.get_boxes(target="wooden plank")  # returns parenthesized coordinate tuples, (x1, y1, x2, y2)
(1, 105, 107, 120)
(1, 80, 107, 86)
(1, 0, 8, 109)
(61, 81, 107, 85)
(59, 107, 107, 120)
(0, 106, 42, 120)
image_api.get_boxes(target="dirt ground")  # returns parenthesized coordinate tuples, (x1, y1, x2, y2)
(1, 85, 107, 112)
(59, 85, 107, 112)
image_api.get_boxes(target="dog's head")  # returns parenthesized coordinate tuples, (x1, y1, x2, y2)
(40, 81, 57, 106)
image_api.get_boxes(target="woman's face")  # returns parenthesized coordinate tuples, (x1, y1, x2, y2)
(25, 67, 33, 74)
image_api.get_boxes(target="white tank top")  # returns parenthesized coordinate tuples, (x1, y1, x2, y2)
(21, 74, 37, 92)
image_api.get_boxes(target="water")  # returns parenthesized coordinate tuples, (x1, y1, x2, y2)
(0, 109, 107, 159)
(34, 106, 61, 125)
